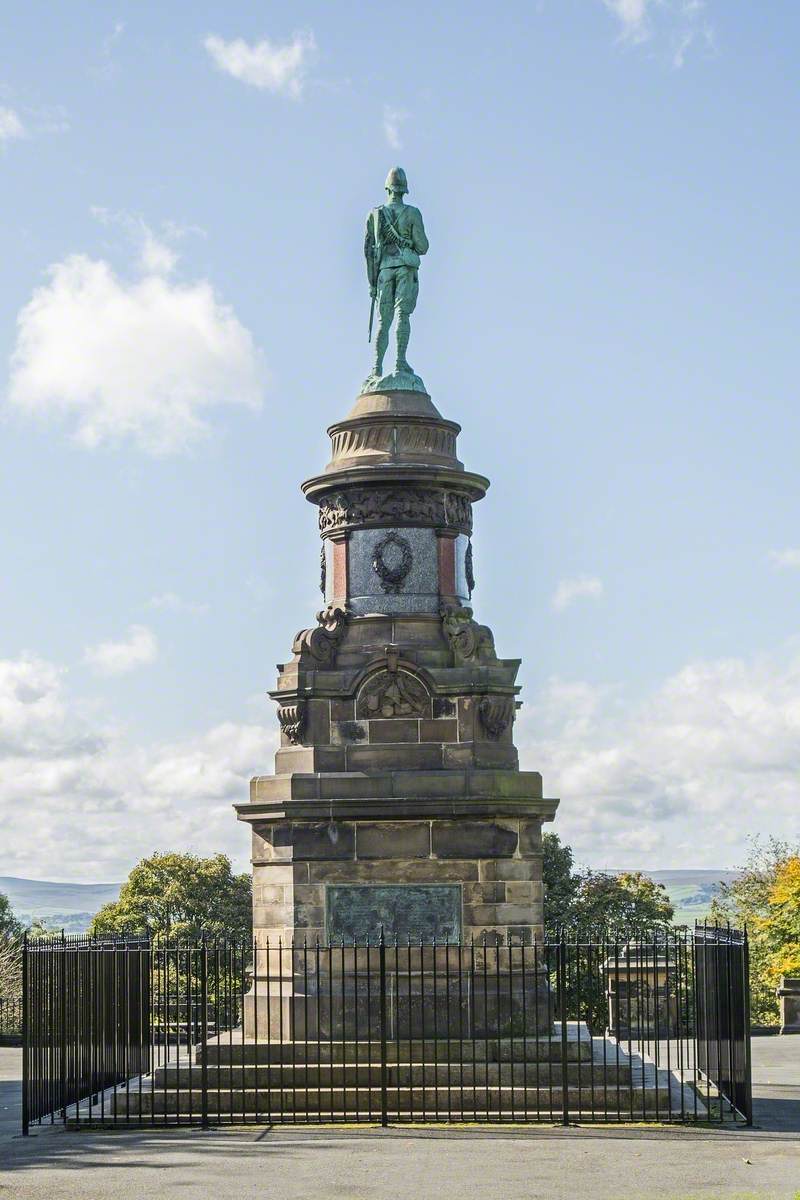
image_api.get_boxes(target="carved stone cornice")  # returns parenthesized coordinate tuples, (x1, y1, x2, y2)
(317, 485, 473, 536)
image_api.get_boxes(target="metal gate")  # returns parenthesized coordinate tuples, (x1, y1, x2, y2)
(694, 924, 752, 1123)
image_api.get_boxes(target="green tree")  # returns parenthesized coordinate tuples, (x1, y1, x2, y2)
(542, 832, 579, 926)
(542, 835, 674, 929)
(0, 893, 23, 1001)
(759, 856, 800, 983)
(0, 893, 22, 940)
(712, 837, 800, 1024)
(89, 852, 252, 942)
(570, 870, 674, 929)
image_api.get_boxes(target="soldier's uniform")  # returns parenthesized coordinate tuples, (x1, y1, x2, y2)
(364, 168, 429, 376)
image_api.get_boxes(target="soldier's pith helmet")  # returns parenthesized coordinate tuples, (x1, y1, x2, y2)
(384, 166, 408, 195)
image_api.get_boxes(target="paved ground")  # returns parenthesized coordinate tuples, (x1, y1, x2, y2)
(0, 1038, 798, 1199)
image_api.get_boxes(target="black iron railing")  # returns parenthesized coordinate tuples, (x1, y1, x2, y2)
(694, 923, 752, 1123)
(22, 925, 752, 1131)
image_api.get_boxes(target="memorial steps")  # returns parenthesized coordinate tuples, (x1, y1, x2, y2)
(67, 1024, 705, 1124)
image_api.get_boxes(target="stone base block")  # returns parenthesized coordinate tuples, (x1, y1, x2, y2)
(244, 963, 553, 1040)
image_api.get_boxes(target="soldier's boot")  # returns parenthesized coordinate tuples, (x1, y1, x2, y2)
(394, 314, 413, 375)
(372, 323, 389, 377)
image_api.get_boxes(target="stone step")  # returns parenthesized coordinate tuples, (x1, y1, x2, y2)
(153, 1060, 632, 1088)
(198, 1036, 589, 1066)
(108, 1084, 674, 1118)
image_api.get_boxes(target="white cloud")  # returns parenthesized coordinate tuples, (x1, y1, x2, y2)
(84, 625, 158, 676)
(552, 575, 605, 612)
(601, 0, 714, 66)
(603, 0, 649, 40)
(90, 207, 184, 277)
(148, 592, 210, 615)
(769, 548, 800, 570)
(102, 20, 125, 57)
(204, 31, 316, 98)
(139, 228, 178, 275)
(1, 637, 799, 880)
(383, 106, 409, 150)
(95, 20, 125, 79)
(7, 225, 264, 453)
(0, 652, 277, 879)
(0, 107, 26, 142)
(517, 643, 800, 869)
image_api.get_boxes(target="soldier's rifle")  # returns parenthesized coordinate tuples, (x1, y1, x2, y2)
(367, 207, 382, 343)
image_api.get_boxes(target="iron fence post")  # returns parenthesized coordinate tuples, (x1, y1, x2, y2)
(200, 935, 209, 1129)
(60, 930, 67, 1121)
(21, 933, 29, 1136)
(379, 928, 388, 1127)
(558, 930, 569, 1127)
(743, 927, 753, 1126)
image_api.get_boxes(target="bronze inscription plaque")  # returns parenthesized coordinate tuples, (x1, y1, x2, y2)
(326, 884, 462, 942)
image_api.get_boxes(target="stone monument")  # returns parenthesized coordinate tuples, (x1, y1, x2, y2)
(236, 168, 559, 1035)
(777, 976, 800, 1034)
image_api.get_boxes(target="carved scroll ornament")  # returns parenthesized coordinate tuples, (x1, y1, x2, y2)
(478, 695, 515, 739)
(278, 702, 307, 744)
(292, 604, 350, 666)
(440, 603, 496, 664)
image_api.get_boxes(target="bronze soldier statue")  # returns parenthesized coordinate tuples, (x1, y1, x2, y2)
(364, 166, 429, 389)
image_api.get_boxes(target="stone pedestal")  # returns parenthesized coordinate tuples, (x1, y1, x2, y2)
(777, 976, 800, 1033)
(236, 386, 559, 1038)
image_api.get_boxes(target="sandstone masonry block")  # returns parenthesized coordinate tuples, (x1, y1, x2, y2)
(463, 881, 505, 904)
(294, 904, 325, 928)
(504, 881, 534, 903)
(293, 822, 355, 860)
(419, 719, 458, 742)
(485, 860, 538, 882)
(355, 821, 431, 860)
(293, 884, 325, 906)
(432, 820, 518, 859)
(307, 858, 479, 883)
(463, 903, 499, 925)
(519, 819, 543, 856)
(494, 903, 536, 924)
(346, 743, 442, 771)
(442, 744, 473, 769)
(369, 718, 419, 743)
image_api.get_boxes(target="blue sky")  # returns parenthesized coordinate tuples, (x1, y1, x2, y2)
(0, 0, 798, 881)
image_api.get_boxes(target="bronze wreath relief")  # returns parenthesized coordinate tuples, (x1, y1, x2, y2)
(372, 532, 413, 594)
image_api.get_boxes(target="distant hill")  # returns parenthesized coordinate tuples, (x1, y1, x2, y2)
(0, 876, 120, 933)
(606, 869, 740, 926)
(0, 869, 740, 934)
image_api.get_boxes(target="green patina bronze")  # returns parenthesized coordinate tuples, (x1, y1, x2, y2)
(326, 883, 461, 942)
(362, 166, 429, 395)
